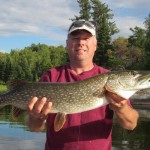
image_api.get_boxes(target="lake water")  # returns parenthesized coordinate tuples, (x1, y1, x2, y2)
(0, 107, 150, 150)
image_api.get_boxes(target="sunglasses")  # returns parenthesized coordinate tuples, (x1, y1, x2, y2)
(68, 20, 96, 31)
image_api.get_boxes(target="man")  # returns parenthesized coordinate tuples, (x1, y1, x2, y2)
(25, 20, 139, 150)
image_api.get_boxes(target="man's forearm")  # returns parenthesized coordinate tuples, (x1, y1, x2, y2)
(114, 103, 139, 130)
(106, 91, 139, 130)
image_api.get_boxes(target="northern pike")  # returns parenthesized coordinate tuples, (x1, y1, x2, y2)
(0, 71, 150, 131)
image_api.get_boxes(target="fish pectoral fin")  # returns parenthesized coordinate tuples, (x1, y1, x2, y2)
(11, 107, 26, 120)
(93, 88, 104, 98)
(54, 112, 66, 132)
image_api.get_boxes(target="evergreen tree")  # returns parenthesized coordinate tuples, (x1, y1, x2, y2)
(128, 13, 150, 69)
(128, 27, 146, 48)
(90, 0, 118, 66)
(107, 37, 144, 70)
(74, 0, 91, 20)
(144, 14, 150, 69)
(73, 0, 119, 66)
(3, 57, 12, 82)
(145, 14, 150, 40)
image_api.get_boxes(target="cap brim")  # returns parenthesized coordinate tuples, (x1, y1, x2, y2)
(68, 25, 96, 36)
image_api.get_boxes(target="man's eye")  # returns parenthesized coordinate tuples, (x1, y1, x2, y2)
(84, 38, 90, 41)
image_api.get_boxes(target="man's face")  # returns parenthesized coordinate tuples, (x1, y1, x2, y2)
(66, 30, 97, 62)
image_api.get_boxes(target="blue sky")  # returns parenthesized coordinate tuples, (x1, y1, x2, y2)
(0, 0, 149, 53)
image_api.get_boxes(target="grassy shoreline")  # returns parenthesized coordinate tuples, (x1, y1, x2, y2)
(0, 84, 7, 93)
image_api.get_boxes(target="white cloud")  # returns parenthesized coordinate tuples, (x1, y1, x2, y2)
(0, 0, 149, 45)
(114, 16, 145, 38)
(100, 0, 148, 38)
(0, 0, 79, 37)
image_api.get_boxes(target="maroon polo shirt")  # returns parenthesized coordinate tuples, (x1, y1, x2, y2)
(39, 64, 113, 150)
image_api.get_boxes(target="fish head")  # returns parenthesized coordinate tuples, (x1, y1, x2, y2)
(106, 71, 150, 99)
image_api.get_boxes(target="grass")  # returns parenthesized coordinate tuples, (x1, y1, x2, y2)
(0, 84, 7, 93)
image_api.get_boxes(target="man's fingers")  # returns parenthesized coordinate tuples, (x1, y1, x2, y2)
(27, 97, 52, 120)
(33, 97, 47, 114)
(105, 91, 128, 111)
(42, 102, 52, 115)
(27, 97, 38, 112)
(105, 91, 126, 103)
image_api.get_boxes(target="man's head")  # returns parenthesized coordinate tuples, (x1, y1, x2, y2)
(66, 20, 97, 63)
(68, 19, 96, 36)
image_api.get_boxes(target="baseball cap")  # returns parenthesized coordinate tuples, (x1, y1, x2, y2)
(68, 20, 96, 36)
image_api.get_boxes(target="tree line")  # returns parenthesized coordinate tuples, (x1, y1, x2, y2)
(0, 44, 68, 83)
(0, 0, 149, 83)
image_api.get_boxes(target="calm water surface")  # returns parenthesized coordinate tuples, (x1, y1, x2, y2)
(0, 108, 150, 150)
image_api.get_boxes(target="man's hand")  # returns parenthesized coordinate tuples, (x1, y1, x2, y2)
(25, 97, 52, 132)
(27, 97, 52, 121)
(105, 91, 139, 130)
(105, 91, 128, 111)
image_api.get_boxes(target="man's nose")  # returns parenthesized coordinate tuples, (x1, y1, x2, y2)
(78, 39, 86, 45)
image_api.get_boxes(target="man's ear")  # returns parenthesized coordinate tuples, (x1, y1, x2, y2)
(94, 40, 97, 51)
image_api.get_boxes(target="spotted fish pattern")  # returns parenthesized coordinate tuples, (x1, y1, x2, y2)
(0, 70, 150, 131)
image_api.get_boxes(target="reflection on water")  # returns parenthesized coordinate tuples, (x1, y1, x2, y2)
(0, 107, 45, 150)
(113, 109, 150, 150)
(0, 107, 150, 150)
(0, 121, 45, 150)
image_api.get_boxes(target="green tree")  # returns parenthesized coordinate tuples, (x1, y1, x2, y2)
(73, 0, 119, 66)
(0, 53, 11, 82)
(145, 14, 150, 40)
(0, 52, 5, 81)
(90, 0, 118, 66)
(3, 57, 12, 82)
(144, 14, 150, 69)
(107, 37, 144, 70)
(75, 0, 91, 20)
(128, 13, 150, 70)
(128, 26, 146, 48)
(50, 45, 68, 67)
(10, 50, 22, 80)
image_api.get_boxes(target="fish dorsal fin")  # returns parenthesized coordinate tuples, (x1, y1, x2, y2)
(7, 80, 28, 91)
(54, 112, 66, 132)
(11, 106, 26, 121)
